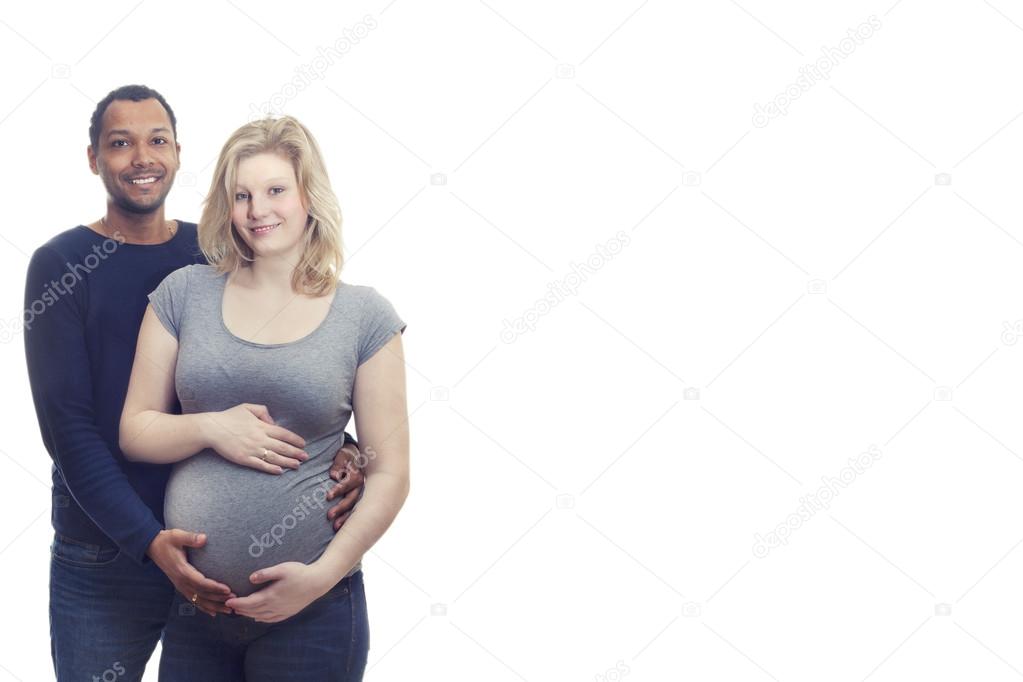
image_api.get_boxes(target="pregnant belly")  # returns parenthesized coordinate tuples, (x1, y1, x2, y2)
(164, 450, 337, 597)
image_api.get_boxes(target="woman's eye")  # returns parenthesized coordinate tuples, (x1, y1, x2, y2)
(234, 193, 249, 201)
(270, 187, 285, 195)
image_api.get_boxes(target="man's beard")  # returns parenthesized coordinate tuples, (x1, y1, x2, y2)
(112, 193, 164, 215)
(105, 179, 171, 215)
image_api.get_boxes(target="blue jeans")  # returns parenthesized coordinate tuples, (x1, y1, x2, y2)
(49, 532, 176, 682)
(159, 570, 369, 681)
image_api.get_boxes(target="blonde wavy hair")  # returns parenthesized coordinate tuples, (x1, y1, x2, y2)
(198, 116, 344, 296)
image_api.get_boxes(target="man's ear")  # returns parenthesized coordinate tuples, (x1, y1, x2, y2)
(87, 145, 99, 175)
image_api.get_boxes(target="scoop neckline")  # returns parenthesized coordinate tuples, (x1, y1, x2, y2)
(215, 269, 344, 349)
(77, 221, 185, 248)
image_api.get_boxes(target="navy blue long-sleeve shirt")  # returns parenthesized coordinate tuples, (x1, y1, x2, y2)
(24, 223, 206, 564)
(24, 222, 357, 565)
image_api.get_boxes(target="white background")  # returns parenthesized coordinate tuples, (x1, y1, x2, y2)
(2, 1, 1023, 680)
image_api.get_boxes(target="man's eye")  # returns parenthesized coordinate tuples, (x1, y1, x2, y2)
(152, 137, 167, 145)
(111, 140, 128, 147)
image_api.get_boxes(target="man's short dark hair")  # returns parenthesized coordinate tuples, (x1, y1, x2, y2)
(89, 84, 177, 150)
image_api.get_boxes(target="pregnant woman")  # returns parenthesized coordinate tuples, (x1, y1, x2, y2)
(119, 115, 409, 680)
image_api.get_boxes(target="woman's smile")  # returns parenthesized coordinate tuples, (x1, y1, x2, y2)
(248, 222, 280, 236)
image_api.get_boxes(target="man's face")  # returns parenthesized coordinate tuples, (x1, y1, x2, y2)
(87, 98, 180, 214)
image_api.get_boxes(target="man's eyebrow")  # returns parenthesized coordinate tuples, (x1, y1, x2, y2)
(105, 127, 172, 138)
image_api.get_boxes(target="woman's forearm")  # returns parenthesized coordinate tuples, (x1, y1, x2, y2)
(119, 410, 214, 463)
(312, 469, 410, 587)
(313, 329, 410, 591)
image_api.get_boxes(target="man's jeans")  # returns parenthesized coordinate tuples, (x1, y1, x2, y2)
(49, 532, 175, 682)
(159, 569, 369, 681)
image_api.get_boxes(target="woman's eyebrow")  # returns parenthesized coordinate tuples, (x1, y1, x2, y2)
(236, 177, 291, 187)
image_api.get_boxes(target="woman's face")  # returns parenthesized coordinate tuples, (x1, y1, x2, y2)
(231, 152, 308, 262)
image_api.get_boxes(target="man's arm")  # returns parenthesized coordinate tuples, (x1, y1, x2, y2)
(24, 249, 236, 614)
(23, 246, 163, 564)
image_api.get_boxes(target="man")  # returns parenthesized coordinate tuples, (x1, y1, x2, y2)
(23, 84, 366, 681)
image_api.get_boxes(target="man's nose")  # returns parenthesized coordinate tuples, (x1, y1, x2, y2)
(131, 144, 154, 168)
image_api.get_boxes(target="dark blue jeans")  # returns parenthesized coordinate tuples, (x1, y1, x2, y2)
(49, 532, 176, 682)
(159, 570, 369, 681)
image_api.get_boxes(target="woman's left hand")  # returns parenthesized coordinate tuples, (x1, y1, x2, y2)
(225, 562, 328, 623)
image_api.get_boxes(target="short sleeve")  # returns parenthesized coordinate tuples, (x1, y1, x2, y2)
(358, 286, 406, 365)
(147, 265, 192, 339)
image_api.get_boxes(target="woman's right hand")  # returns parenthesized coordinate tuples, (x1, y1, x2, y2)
(203, 403, 309, 474)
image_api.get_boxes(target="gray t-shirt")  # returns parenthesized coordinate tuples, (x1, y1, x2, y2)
(148, 263, 405, 596)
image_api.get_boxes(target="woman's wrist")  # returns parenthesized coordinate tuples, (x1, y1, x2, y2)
(192, 411, 220, 451)
(309, 556, 347, 596)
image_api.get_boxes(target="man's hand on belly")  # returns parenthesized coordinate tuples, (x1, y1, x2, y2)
(147, 529, 237, 617)
(326, 441, 367, 531)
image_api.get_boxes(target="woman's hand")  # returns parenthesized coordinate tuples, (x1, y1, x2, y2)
(224, 561, 331, 623)
(203, 403, 309, 474)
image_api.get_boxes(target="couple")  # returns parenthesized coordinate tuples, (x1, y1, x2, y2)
(24, 84, 409, 680)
